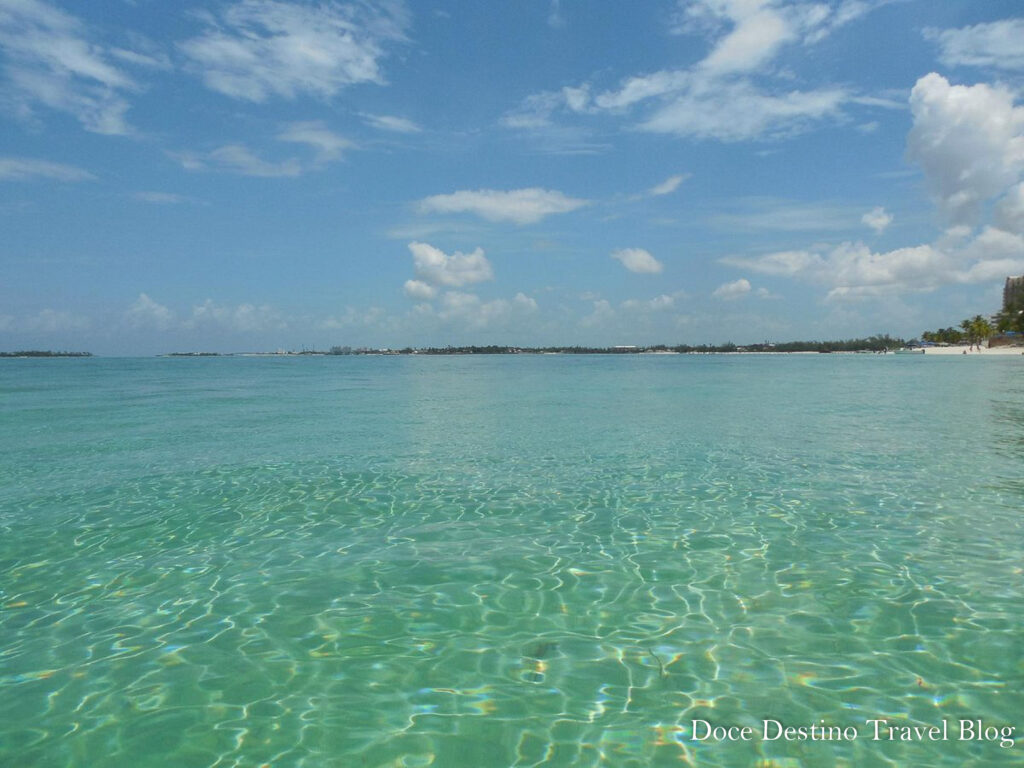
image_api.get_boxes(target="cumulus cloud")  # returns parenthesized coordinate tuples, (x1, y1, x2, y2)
(713, 278, 752, 300)
(126, 293, 175, 330)
(925, 20, 1024, 72)
(321, 306, 385, 330)
(179, 0, 409, 102)
(407, 241, 493, 288)
(187, 300, 285, 332)
(434, 290, 537, 327)
(0, 0, 147, 134)
(995, 183, 1024, 234)
(403, 279, 437, 300)
(718, 71, 1024, 303)
(580, 298, 614, 327)
(400, 243, 536, 329)
(621, 293, 679, 312)
(861, 206, 892, 233)
(0, 156, 93, 181)
(418, 188, 588, 224)
(907, 73, 1024, 226)
(611, 248, 664, 274)
(722, 232, 1024, 300)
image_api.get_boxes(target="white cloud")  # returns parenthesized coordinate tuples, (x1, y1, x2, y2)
(23, 308, 90, 332)
(435, 290, 538, 328)
(407, 241, 493, 287)
(418, 188, 588, 225)
(126, 293, 175, 330)
(639, 79, 847, 141)
(697, 2, 797, 76)
(178, 145, 303, 177)
(716, 69, 1024, 304)
(861, 205, 892, 233)
(179, 0, 409, 102)
(721, 249, 822, 276)
(559, 69, 847, 141)
(133, 191, 188, 204)
(713, 278, 752, 300)
(957, 226, 1024, 266)
(277, 121, 353, 162)
(723, 232, 1024, 300)
(0, 0, 144, 134)
(175, 123, 350, 177)
(673, 0, 879, 51)
(0, 156, 93, 181)
(611, 248, 664, 274)
(907, 73, 1024, 226)
(361, 113, 421, 133)
(621, 293, 678, 312)
(109, 45, 170, 71)
(547, 0, 565, 29)
(500, 90, 565, 129)
(925, 20, 1024, 72)
(592, 71, 689, 111)
(403, 279, 437, 300)
(321, 306, 385, 330)
(712, 198, 861, 232)
(187, 299, 285, 332)
(505, 1, 888, 144)
(995, 183, 1024, 235)
(580, 298, 614, 327)
(648, 174, 689, 196)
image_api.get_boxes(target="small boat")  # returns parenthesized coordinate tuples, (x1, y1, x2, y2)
(893, 348, 925, 355)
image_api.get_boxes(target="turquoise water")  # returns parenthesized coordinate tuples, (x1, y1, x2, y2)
(1, 355, 1022, 767)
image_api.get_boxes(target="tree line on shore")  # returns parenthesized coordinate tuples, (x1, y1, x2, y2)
(921, 304, 1022, 348)
(0, 350, 92, 357)
(326, 335, 904, 355)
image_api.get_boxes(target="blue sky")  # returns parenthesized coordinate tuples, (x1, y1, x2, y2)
(2, 0, 1023, 353)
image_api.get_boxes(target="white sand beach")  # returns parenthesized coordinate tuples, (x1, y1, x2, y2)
(920, 345, 1024, 355)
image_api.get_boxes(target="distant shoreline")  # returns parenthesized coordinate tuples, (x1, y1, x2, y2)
(161, 337, 907, 357)
(0, 351, 92, 358)
(6, 343, 1022, 359)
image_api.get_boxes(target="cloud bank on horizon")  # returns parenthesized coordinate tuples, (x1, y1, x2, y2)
(1, 0, 1023, 353)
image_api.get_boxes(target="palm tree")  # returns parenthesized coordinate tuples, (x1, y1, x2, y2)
(975, 315, 993, 348)
(960, 318, 974, 350)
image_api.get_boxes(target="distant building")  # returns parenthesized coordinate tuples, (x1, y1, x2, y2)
(1005, 275, 1024, 311)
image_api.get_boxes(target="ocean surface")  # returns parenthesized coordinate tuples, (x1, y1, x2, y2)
(1, 354, 1022, 767)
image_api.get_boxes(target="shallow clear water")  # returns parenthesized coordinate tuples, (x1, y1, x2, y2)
(1, 354, 1022, 767)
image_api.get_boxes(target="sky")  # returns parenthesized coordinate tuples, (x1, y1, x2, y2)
(1, 0, 1023, 354)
